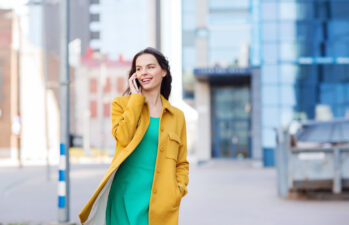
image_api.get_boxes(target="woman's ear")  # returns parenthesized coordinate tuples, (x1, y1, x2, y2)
(162, 70, 167, 78)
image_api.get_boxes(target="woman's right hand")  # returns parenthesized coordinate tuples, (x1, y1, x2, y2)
(129, 72, 142, 94)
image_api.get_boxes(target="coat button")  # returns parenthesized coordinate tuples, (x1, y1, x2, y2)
(156, 169, 160, 174)
(160, 146, 164, 152)
(160, 127, 164, 132)
(153, 189, 157, 193)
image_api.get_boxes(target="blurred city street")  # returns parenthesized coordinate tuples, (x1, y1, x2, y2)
(1, 0, 349, 224)
(0, 160, 348, 225)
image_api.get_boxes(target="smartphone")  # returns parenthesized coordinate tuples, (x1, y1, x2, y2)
(132, 78, 140, 91)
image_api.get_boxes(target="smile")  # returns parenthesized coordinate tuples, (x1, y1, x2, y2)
(141, 78, 152, 84)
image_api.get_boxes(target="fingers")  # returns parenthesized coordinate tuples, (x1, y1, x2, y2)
(129, 72, 141, 94)
(128, 73, 135, 93)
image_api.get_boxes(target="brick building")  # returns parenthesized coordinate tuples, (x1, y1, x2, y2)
(0, 9, 19, 158)
(73, 49, 131, 154)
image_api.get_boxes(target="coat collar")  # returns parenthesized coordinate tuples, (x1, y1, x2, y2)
(140, 93, 174, 115)
(160, 94, 174, 115)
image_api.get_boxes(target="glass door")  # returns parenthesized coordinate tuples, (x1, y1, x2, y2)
(212, 86, 251, 158)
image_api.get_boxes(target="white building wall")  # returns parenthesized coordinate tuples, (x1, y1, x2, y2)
(12, 3, 61, 163)
(194, 0, 211, 161)
(161, 0, 198, 162)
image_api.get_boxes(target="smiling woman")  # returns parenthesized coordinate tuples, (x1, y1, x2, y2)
(134, 54, 167, 95)
(78, 47, 189, 225)
(123, 48, 173, 100)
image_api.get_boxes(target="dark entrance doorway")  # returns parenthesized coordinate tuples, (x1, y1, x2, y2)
(211, 86, 251, 158)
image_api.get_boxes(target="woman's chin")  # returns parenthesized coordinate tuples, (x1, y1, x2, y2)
(140, 85, 159, 92)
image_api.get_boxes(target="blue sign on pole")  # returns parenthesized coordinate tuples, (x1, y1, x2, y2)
(58, 143, 67, 209)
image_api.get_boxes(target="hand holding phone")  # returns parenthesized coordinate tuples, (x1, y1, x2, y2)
(133, 78, 139, 92)
(129, 73, 141, 94)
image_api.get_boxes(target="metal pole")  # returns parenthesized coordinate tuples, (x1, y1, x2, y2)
(16, 12, 23, 168)
(333, 147, 342, 194)
(58, 0, 70, 222)
(155, 0, 161, 50)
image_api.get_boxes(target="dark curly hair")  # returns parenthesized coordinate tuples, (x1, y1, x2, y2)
(122, 47, 172, 100)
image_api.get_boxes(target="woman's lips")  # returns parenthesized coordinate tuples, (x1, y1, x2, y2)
(141, 78, 152, 84)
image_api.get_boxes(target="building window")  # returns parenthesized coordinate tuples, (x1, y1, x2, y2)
(209, 0, 249, 9)
(90, 100, 97, 118)
(0, 62, 2, 103)
(262, 43, 278, 64)
(262, 85, 279, 105)
(104, 103, 110, 118)
(262, 22, 278, 42)
(90, 0, 99, 4)
(261, 2, 277, 21)
(261, 65, 278, 85)
(116, 77, 125, 94)
(104, 77, 111, 93)
(90, 31, 100, 40)
(279, 2, 313, 21)
(90, 13, 100, 22)
(90, 78, 97, 93)
(262, 106, 280, 128)
(330, 2, 349, 19)
(182, 30, 195, 46)
(209, 27, 251, 66)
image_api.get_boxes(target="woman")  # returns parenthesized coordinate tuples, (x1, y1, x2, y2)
(79, 47, 189, 225)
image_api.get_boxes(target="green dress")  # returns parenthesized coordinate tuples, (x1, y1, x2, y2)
(106, 116, 160, 225)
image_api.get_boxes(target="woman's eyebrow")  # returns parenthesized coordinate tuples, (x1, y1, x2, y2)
(136, 63, 156, 67)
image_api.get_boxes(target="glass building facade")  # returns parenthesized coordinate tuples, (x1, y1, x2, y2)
(260, 0, 349, 165)
(182, 0, 196, 99)
(182, 0, 252, 99)
(182, 0, 349, 166)
(208, 1, 251, 66)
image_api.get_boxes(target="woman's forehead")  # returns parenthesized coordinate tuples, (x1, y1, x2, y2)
(136, 54, 158, 66)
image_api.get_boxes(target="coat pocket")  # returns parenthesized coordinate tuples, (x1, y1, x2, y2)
(174, 183, 182, 207)
(166, 132, 181, 160)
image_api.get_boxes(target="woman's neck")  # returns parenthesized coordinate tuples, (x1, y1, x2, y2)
(142, 90, 162, 107)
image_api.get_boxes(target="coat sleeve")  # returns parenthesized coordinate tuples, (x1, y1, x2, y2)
(176, 112, 189, 197)
(111, 93, 145, 147)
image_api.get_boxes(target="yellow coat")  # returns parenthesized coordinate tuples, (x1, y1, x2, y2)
(79, 93, 189, 225)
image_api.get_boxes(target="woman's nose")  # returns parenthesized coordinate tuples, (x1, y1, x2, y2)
(138, 68, 148, 75)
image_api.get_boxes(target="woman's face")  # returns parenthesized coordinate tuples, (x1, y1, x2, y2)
(135, 53, 167, 92)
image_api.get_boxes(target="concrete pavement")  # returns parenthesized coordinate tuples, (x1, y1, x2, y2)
(0, 160, 348, 225)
